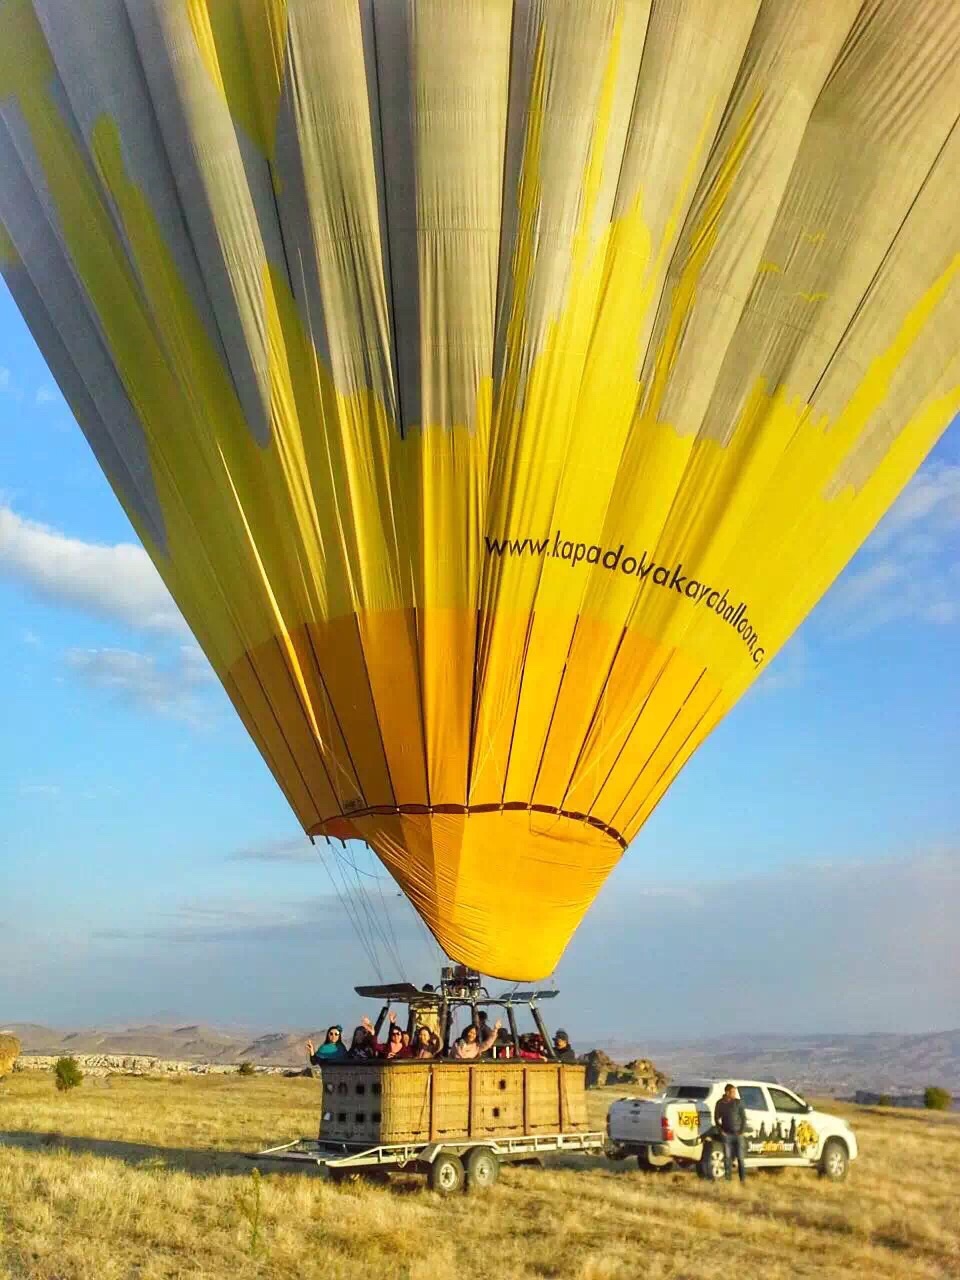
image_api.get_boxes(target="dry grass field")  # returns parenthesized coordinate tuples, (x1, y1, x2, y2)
(1, 1071, 958, 1279)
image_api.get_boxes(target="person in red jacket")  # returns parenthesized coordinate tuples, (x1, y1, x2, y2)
(379, 1022, 412, 1060)
(518, 1032, 546, 1061)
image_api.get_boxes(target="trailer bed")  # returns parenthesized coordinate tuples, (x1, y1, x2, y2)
(250, 1129, 605, 1189)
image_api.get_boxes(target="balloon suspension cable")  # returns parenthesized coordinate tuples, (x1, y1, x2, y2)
(335, 842, 406, 980)
(336, 845, 394, 981)
(313, 839, 384, 981)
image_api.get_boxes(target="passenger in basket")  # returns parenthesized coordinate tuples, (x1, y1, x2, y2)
(306, 1025, 349, 1064)
(380, 1023, 413, 1060)
(451, 1018, 501, 1059)
(476, 1010, 496, 1055)
(518, 1032, 546, 1061)
(412, 1026, 439, 1059)
(351, 1010, 398, 1056)
(347, 1024, 378, 1061)
(553, 1028, 577, 1063)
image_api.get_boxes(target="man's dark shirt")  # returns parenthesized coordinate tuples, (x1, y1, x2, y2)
(714, 1097, 747, 1135)
(554, 1043, 577, 1063)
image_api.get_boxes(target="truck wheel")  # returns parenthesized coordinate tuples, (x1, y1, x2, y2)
(428, 1152, 466, 1195)
(818, 1139, 849, 1182)
(638, 1149, 674, 1173)
(465, 1147, 500, 1192)
(698, 1142, 727, 1182)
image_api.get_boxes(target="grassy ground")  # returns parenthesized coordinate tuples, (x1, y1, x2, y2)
(1, 1071, 958, 1279)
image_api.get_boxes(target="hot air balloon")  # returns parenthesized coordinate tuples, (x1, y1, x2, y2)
(1, 0, 957, 979)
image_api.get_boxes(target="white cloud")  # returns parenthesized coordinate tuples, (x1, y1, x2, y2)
(35, 385, 59, 406)
(228, 836, 318, 864)
(64, 645, 216, 726)
(0, 506, 187, 635)
(753, 635, 809, 695)
(11, 845, 951, 1037)
(827, 460, 960, 631)
(558, 847, 960, 1036)
(18, 782, 60, 797)
(0, 367, 23, 402)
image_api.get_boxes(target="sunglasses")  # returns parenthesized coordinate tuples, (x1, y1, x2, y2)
(328, 1030, 341, 1038)
(390, 1030, 403, 1038)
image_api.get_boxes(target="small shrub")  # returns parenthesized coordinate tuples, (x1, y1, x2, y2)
(923, 1086, 951, 1111)
(238, 1061, 256, 1077)
(877, 1094, 892, 1107)
(54, 1056, 84, 1093)
(236, 1168, 264, 1257)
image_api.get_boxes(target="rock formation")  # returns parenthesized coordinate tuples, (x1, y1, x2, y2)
(13, 1053, 292, 1077)
(0, 1033, 21, 1077)
(581, 1048, 666, 1090)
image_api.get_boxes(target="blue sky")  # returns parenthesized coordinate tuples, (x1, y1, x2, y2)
(1, 282, 958, 1040)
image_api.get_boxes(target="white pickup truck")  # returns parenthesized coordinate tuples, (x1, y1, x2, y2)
(607, 1079, 857, 1181)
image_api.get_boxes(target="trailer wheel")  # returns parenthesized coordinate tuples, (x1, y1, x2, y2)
(465, 1148, 500, 1192)
(428, 1152, 466, 1195)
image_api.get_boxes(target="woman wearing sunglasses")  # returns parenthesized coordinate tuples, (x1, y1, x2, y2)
(305, 1025, 349, 1064)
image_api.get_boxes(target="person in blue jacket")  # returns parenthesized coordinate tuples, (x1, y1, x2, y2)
(306, 1025, 349, 1064)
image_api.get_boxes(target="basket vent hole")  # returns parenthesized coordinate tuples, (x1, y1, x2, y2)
(493, 1106, 501, 1118)
(372, 1083, 382, 1096)
(373, 1111, 382, 1123)
(498, 1079, 507, 1091)
(355, 1084, 365, 1095)
(337, 1112, 347, 1123)
(355, 1113, 365, 1123)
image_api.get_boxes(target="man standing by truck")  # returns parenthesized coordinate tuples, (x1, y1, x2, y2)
(714, 1083, 748, 1182)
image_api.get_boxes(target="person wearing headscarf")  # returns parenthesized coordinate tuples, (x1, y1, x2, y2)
(306, 1025, 349, 1064)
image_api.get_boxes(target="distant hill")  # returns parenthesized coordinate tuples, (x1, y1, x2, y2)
(3, 1023, 314, 1067)
(597, 1030, 960, 1095)
(5, 1023, 958, 1094)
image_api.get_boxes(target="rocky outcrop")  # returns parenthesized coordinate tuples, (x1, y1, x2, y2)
(0, 1033, 20, 1078)
(625, 1057, 669, 1092)
(581, 1048, 666, 1090)
(14, 1053, 296, 1077)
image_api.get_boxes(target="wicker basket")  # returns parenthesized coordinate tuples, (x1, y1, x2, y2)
(318, 1061, 587, 1144)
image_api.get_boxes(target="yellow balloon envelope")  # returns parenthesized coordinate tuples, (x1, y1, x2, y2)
(1, 0, 958, 976)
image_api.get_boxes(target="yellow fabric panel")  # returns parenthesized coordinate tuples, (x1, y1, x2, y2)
(335, 810, 623, 980)
(187, 0, 288, 159)
(295, 620, 394, 812)
(2, 0, 958, 978)
(355, 609, 431, 809)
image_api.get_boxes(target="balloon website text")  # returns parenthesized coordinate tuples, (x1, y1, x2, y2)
(484, 532, 766, 665)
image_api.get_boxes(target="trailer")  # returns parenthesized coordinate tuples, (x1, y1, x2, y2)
(250, 966, 603, 1193)
(253, 1129, 606, 1193)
